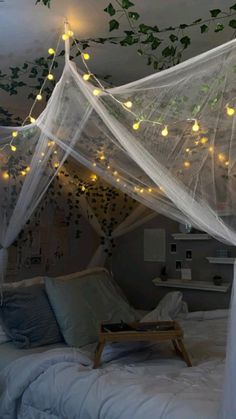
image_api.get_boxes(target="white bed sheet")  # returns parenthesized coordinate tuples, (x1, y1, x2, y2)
(0, 309, 228, 419)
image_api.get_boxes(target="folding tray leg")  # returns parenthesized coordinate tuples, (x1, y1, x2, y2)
(93, 340, 105, 369)
(176, 338, 192, 367)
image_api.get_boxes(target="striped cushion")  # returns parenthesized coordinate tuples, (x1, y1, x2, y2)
(0, 284, 62, 348)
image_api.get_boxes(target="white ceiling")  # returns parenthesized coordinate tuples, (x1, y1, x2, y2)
(0, 0, 235, 117)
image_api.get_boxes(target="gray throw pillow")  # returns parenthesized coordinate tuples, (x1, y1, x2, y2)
(0, 284, 62, 349)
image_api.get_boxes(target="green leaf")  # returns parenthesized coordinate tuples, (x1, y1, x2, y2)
(200, 24, 208, 33)
(180, 36, 191, 49)
(210, 9, 221, 17)
(128, 11, 140, 20)
(151, 38, 162, 50)
(230, 3, 236, 11)
(201, 84, 210, 93)
(104, 3, 116, 16)
(179, 24, 188, 29)
(169, 34, 178, 42)
(109, 19, 119, 31)
(193, 18, 202, 24)
(162, 46, 176, 57)
(121, 0, 134, 9)
(229, 19, 236, 28)
(214, 23, 224, 32)
(139, 24, 152, 34)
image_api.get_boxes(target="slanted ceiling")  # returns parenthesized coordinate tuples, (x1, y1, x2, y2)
(0, 0, 234, 116)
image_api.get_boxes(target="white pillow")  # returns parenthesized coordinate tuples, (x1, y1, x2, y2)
(140, 291, 188, 322)
(0, 276, 44, 344)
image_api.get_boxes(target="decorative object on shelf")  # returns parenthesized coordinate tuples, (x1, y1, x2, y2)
(178, 223, 192, 234)
(181, 268, 192, 281)
(172, 233, 210, 240)
(212, 275, 223, 286)
(216, 249, 231, 258)
(160, 265, 168, 281)
(186, 249, 192, 260)
(170, 243, 177, 254)
(176, 260, 182, 271)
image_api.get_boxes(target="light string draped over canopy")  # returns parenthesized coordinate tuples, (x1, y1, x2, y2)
(1, 23, 236, 417)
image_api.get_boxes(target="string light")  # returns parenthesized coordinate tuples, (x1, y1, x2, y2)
(48, 48, 55, 55)
(192, 120, 200, 132)
(185, 148, 190, 153)
(26, 166, 31, 172)
(124, 101, 133, 109)
(226, 106, 235, 116)
(218, 153, 225, 162)
(184, 161, 190, 168)
(83, 53, 90, 61)
(36, 94, 43, 101)
(21, 170, 27, 176)
(83, 73, 91, 81)
(47, 74, 54, 81)
(2, 172, 9, 180)
(200, 137, 208, 144)
(62, 33, 69, 41)
(90, 174, 97, 182)
(30, 116, 36, 123)
(113, 171, 118, 175)
(195, 140, 199, 145)
(10, 145, 17, 152)
(148, 188, 152, 193)
(99, 155, 105, 161)
(116, 178, 120, 182)
(132, 121, 140, 130)
(161, 125, 168, 137)
(92, 162, 97, 167)
(225, 160, 229, 166)
(12, 131, 18, 138)
(68, 30, 74, 37)
(107, 165, 111, 169)
(81, 185, 86, 191)
(93, 88, 101, 96)
(140, 188, 144, 193)
(208, 146, 214, 153)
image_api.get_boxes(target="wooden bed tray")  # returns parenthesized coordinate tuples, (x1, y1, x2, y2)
(93, 320, 192, 368)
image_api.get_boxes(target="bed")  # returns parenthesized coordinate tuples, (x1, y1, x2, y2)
(0, 309, 228, 419)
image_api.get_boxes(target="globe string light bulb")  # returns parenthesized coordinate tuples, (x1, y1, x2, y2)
(47, 73, 54, 81)
(124, 101, 133, 109)
(93, 88, 101, 96)
(192, 119, 200, 132)
(10, 145, 17, 152)
(12, 131, 18, 138)
(68, 30, 74, 37)
(83, 53, 90, 61)
(48, 48, 55, 55)
(226, 105, 235, 116)
(3, 172, 9, 180)
(184, 161, 190, 168)
(62, 33, 69, 41)
(83, 73, 91, 81)
(132, 121, 140, 130)
(200, 137, 208, 144)
(30, 116, 36, 123)
(36, 94, 42, 101)
(161, 125, 168, 137)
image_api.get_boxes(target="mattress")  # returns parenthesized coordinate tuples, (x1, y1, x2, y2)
(0, 341, 67, 372)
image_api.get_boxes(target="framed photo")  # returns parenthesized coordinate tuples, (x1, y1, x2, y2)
(176, 260, 182, 271)
(170, 243, 177, 254)
(186, 249, 192, 260)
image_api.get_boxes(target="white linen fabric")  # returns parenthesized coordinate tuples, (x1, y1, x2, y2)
(0, 311, 227, 419)
(1, 36, 236, 416)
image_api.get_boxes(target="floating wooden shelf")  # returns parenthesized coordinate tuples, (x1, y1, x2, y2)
(153, 278, 231, 293)
(206, 257, 236, 264)
(171, 233, 210, 240)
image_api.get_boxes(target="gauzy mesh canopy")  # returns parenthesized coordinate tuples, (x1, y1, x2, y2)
(1, 35, 236, 417)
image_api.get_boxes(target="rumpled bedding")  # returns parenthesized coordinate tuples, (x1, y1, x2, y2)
(0, 307, 228, 419)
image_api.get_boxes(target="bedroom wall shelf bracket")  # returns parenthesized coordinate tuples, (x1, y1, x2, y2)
(171, 234, 211, 240)
(153, 278, 231, 293)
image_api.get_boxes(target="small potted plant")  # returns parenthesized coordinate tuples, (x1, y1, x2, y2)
(213, 275, 223, 286)
(160, 265, 168, 281)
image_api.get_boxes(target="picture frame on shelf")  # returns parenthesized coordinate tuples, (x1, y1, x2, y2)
(170, 243, 177, 254)
(186, 249, 192, 261)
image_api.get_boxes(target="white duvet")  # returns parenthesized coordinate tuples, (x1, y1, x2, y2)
(0, 309, 228, 419)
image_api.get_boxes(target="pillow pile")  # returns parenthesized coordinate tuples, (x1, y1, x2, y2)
(45, 268, 137, 347)
(0, 283, 62, 348)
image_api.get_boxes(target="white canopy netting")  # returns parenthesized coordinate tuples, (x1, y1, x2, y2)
(1, 28, 236, 416)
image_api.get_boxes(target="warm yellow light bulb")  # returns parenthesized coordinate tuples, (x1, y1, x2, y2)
(124, 101, 133, 109)
(10, 145, 17, 152)
(48, 48, 55, 55)
(36, 94, 42, 101)
(62, 33, 69, 41)
(225, 160, 229, 166)
(218, 153, 225, 162)
(200, 137, 208, 144)
(116, 178, 120, 182)
(92, 162, 97, 167)
(68, 30, 74, 37)
(54, 162, 59, 168)
(132, 121, 140, 130)
(93, 89, 101, 96)
(30, 116, 36, 123)
(107, 165, 111, 170)
(100, 155, 105, 161)
(113, 171, 118, 176)
(83, 74, 91, 81)
(2, 172, 9, 180)
(195, 140, 199, 145)
(26, 166, 31, 172)
(208, 146, 214, 153)
(161, 125, 168, 137)
(148, 188, 152, 193)
(81, 185, 86, 191)
(192, 120, 200, 132)
(12, 131, 18, 138)
(21, 170, 27, 176)
(184, 161, 190, 168)
(226, 106, 235, 116)
(83, 53, 90, 61)
(185, 148, 190, 152)
(90, 174, 97, 182)
(47, 73, 54, 81)
(140, 188, 144, 193)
